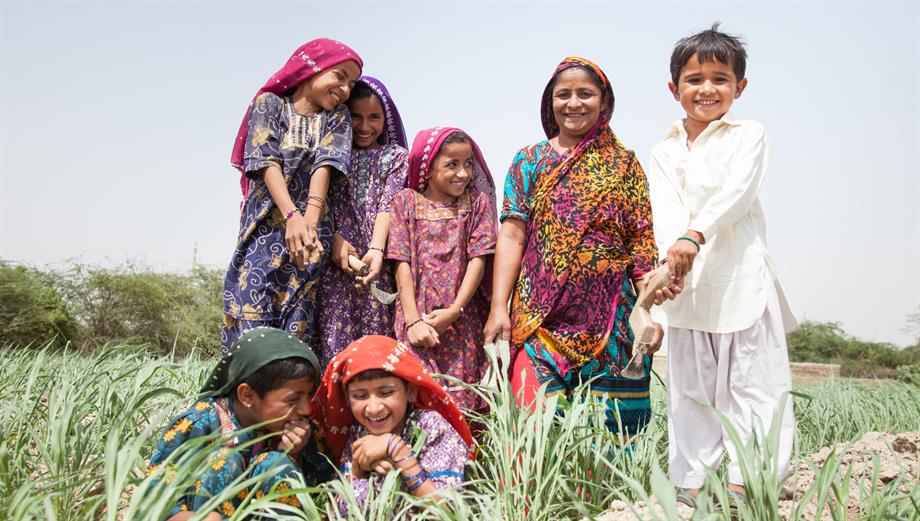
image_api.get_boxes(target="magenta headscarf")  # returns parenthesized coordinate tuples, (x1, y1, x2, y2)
(230, 38, 363, 199)
(406, 127, 496, 209)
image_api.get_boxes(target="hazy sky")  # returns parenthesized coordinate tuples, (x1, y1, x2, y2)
(1, 1, 918, 346)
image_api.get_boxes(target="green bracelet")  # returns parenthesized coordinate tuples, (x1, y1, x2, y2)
(678, 236, 701, 251)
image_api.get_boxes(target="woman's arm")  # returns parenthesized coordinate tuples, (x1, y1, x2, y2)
(483, 219, 526, 343)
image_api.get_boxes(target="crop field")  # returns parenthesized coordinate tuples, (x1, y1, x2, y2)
(0, 344, 917, 520)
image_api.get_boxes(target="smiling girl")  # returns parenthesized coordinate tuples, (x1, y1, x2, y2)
(386, 127, 497, 410)
(313, 335, 474, 515)
(316, 77, 408, 368)
(222, 39, 362, 356)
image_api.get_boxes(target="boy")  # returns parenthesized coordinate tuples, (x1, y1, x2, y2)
(646, 24, 798, 504)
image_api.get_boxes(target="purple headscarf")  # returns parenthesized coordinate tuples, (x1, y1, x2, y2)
(353, 75, 408, 149)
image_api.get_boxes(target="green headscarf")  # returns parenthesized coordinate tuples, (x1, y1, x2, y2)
(199, 327, 320, 398)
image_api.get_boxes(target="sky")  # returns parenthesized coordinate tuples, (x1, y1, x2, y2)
(1, 1, 918, 346)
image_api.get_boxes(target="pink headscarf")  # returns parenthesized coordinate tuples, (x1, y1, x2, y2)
(230, 38, 363, 199)
(406, 127, 496, 211)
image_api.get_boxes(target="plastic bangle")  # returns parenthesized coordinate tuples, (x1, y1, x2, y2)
(385, 434, 399, 457)
(678, 236, 701, 251)
(393, 448, 415, 466)
(404, 318, 423, 331)
(405, 471, 428, 493)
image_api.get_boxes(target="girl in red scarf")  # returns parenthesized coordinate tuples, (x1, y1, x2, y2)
(313, 335, 474, 514)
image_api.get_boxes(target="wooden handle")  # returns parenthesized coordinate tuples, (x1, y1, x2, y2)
(347, 255, 370, 276)
(629, 268, 672, 346)
(635, 267, 672, 310)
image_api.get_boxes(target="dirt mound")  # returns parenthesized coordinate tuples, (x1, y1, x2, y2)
(597, 431, 919, 521)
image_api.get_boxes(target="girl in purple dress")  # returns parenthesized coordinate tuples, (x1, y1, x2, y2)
(316, 77, 408, 368)
(386, 127, 498, 410)
(221, 39, 362, 356)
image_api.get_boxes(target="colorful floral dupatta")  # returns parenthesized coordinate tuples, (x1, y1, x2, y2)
(510, 57, 657, 368)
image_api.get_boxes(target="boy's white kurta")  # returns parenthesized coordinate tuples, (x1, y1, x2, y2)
(647, 113, 796, 488)
(647, 113, 796, 333)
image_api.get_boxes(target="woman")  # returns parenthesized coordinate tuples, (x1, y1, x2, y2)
(483, 57, 676, 436)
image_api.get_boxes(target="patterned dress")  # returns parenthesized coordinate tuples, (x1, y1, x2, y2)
(146, 397, 335, 519)
(222, 93, 352, 356)
(504, 138, 658, 436)
(387, 188, 497, 410)
(337, 409, 468, 516)
(316, 143, 408, 367)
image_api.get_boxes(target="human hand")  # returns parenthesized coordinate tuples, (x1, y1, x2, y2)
(371, 458, 396, 475)
(422, 307, 460, 335)
(284, 213, 310, 270)
(278, 418, 312, 454)
(331, 234, 358, 274)
(407, 319, 440, 349)
(352, 434, 394, 472)
(303, 217, 324, 257)
(483, 307, 511, 344)
(640, 265, 685, 305)
(647, 322, 664, 355)
(665, 236, 701, 280)
(356, 249, 384, 287)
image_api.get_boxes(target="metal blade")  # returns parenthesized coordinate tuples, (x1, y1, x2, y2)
(369, 283, 400, 304)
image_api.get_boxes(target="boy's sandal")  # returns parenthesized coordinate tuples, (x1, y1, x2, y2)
(675, 488, 697, 509)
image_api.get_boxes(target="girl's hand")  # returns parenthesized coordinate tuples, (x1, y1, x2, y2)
(351, 434, 392, 471)
(331, 233, 358, 274)
(423, 307, 460, 335)
(407, 320, 439, 349)
(356, 249, 384, 287)
(371, 458, 396, 475)
(278, 419, 312, 454)
(303, 217, 324, 256)
(647, 322, 664, 355)
(483, 307, 512, 344)
(285, 213, 311, 270)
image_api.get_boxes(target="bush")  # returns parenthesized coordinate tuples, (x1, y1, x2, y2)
(0, 261, 77, 346)
(787, 321, 920, 378)
(896, 364, 920, 386)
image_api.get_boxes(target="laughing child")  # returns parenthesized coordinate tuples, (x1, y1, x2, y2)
(146, 328, 334, 520)
(646, 24, 797, 505)
(386, 127, 498, 410)
(313, 335, 475, 515)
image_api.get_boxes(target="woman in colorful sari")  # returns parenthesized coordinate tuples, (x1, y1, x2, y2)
(222, 39, 362, 356)
(483, 57, 676, 436)
(316, 76, 408, 368)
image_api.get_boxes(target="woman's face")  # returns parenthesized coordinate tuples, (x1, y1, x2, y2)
(551, 67, 604, 144)
(304, 60, 361, 112)
(347, 376, 417, 435)
(350, 94, 385, 149)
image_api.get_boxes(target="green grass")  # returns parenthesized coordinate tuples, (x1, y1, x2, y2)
(1, 343, 917, 520)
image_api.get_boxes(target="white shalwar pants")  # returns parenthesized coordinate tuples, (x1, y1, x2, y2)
(667, 284, 795, 488)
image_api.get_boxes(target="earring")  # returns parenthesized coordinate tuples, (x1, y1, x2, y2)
(245, 402, 252, 408)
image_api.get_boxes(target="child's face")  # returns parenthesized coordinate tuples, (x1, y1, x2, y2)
(304, 60, 361, 112)
(347, 376, 417, 435)
(248, 377, 315, 432)
(426, 142, 474, 202)
(350, 94, 385, 149)
(551, 68, 604, 142)
(668, 53, 748, 129)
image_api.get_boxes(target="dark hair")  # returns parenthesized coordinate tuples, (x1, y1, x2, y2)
(346, 81, 378, 109)
(670, 23, 747, 85)
(242, 357, 317, 397)
(550, 64, 604, 93)
(441, 131, 470, 145)
(347, 368, 408, 388)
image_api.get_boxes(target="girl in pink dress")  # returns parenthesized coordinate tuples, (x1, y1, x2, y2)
(386, 127, 497, 410)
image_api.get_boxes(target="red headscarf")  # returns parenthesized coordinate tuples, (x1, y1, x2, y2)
(230, 38, 363, 199)
(312, 335, 475, 460)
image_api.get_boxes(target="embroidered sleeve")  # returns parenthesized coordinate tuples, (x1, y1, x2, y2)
(313, 104, 353, 178)
(243, 93, 284, 177)
(500, 146, 535, 224)
(378, 146, 409, 214)
(621, 152, 658, 279)
(385, 189, 413, 262)
(416, 411, 467, 490)
(467, 190, 498, 259)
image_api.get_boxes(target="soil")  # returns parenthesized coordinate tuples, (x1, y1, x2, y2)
(596, 431, 919, 521)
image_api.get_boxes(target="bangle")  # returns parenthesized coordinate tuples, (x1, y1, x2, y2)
(678, 236, 701, 251)
(393, 447, 415, 466)
(307, 195, 326, 206)
(367, 246, 385, 253)
(283, 209, 300, 222)
(404, 318, 423, 331)
(385, 434, 399, 457)
(307, 201, 324, 210)
(403, 470, 428, 493)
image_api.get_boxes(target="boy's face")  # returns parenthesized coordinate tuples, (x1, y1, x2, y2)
(346, 376, 417, 435)
(669, 53, 747, 129)
(247, 377, 315, 432)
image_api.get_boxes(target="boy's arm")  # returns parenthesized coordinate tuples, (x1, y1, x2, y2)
(688, 123, 768, 242)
